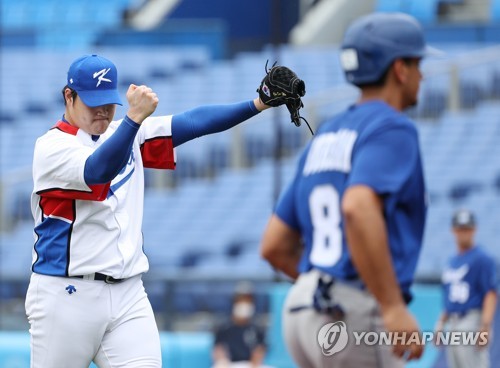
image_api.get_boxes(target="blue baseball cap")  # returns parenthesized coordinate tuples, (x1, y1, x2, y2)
(452, 209, 476, 228)
(341, 12, 442, 85)
(67, 54, 123, 107)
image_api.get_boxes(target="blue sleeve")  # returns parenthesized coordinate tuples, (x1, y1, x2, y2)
(171, 100, 259, 147)
(275, 147, 310, 230)
(478, 256, 498, 294)
(348, 125, 418, 194)
(84, 116, 139, 185)
(275, 176, 300, 230)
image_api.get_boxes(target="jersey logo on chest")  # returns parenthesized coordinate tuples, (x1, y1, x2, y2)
(107, 150, 136, 198)
(442, 265, 469, 284)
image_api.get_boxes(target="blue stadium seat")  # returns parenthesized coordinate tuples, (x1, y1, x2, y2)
(1, 47, 500, 280)
(376, 0, 404, 12)
(492, 0, 500, 22)
(410, 0, 439, 24)
(1, 0, 133, 48)
(377, 0, 439, 24)
(0, 222, 34, 279)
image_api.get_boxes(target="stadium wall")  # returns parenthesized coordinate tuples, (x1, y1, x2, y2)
(2, 285, 498, 368)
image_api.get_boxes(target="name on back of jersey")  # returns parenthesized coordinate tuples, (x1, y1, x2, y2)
(303, 129, 358, 176)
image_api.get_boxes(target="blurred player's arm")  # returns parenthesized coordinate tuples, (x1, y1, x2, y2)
(433, 311, 448, 347)
(434, 311, 449, 331)
(478, 255, 498, 347)
(478, 290, 497, 348)
(212, 344, 230, 366)
(342, 185, 422, 360)
(250, 344, 266, 367)
(261, 215, 302, 280)
(481, 291, 497, 332)
(212, 328, 231, 368)
(261, 168, 303, 279)
(479, 290, 497, 348)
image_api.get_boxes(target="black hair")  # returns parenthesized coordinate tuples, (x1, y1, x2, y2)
(62, 85, 78, 106)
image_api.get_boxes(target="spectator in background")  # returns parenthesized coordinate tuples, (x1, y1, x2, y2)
(212, 282, 270, 368)
(434, 209, 498, 368)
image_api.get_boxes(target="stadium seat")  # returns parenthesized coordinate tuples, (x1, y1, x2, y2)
(2, 11, 500, 368)
(492, 0, 500, 22)
(1, 47, 500, 282)
(409, 0, 439, 24)
(376, 0, 404, 12)
(490, 70, 500, 98)
(418, 89, 447, 118)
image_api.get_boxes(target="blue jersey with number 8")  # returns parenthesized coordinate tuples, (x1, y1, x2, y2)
(275, 100, 427, 295)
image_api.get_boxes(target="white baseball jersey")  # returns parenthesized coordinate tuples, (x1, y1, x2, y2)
(31, 117, 176, 279)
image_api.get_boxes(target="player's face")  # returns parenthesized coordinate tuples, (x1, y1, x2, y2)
(452, 227, 475, 249)
(68, 95, 116, 135)
(402, 58, 422, 108)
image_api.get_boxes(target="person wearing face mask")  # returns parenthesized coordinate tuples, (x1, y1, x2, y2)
(212, 282, 270, 368)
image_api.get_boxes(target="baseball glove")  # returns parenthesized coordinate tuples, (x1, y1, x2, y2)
(257, 61, 313, 135)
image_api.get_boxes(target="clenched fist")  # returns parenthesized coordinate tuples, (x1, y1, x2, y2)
(126, 84, 159, 124)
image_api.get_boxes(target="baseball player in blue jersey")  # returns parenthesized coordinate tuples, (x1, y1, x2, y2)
(434, 209, 497, 368)
(261, 12, 436, 367)
(26, 54, 304, 368)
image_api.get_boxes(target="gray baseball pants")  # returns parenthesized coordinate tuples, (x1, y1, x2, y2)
(445, 309, 490, 368)
(282, 269, 404, 368)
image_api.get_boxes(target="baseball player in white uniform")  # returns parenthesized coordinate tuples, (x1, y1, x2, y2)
(26, 54, 303, 368)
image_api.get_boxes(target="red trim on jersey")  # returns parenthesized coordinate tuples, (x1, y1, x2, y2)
(37, 183, 110, 201)
(53, 121, 79, 135)
(40, 196, 75, 221)
(140, 136, 175, 170)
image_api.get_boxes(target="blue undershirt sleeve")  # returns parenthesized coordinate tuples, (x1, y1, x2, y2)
(171, 100, 259, 147)
(84, 116, 140, 185)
